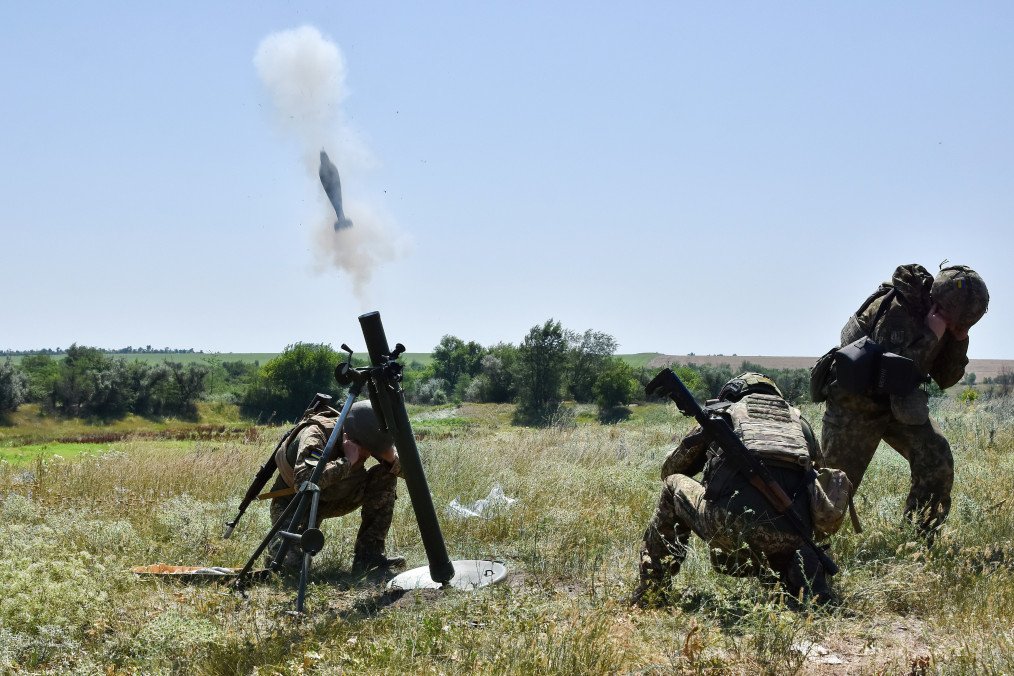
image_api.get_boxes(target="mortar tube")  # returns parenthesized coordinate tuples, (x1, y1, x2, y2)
(359, 311, 455, 584)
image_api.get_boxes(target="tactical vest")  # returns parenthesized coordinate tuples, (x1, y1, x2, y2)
(274, 410, 340, 487)
(723, 393, 811, 471)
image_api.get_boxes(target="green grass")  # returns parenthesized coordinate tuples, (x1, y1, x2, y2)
(618, 352, 664, 369)
(1, 396, 1012, 672)
(0, 403, 250, 449)
(0, 440, 204, 466)
(0, 442, 107, 465)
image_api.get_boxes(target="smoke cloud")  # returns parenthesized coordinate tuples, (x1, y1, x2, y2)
(254, 25, 402, 300)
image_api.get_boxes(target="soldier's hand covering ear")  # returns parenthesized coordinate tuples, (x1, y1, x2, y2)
(373, 445, 398, 465)
(925, 305, 949, 340)
(342, 433, 369, 466)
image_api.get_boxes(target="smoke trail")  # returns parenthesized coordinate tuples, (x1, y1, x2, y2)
(254, 25, 401, 299)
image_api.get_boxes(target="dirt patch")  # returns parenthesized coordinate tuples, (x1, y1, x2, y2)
(797, 618, 933, 674)
(56, 424, 253, 445)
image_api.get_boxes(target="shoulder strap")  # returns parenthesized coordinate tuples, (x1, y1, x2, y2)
(867, 287, 900, 336)
(273, 414, 338, 487)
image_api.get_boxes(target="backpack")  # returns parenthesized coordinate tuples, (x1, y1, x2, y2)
(274, 409, 340, 487)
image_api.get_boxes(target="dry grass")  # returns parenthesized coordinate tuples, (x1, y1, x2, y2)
(1, 398, 1012, 673)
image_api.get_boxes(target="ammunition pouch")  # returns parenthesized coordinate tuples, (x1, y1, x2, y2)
(833, 337, 926, 396)
(834, 337, 883, 393)
(807, 468, 853, 538)
(877, 353, 928, 395)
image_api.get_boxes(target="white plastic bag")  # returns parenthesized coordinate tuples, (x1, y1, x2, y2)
(447, 483, 517, 519)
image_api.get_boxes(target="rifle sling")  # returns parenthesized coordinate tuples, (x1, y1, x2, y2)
(848, 494, 863, 533)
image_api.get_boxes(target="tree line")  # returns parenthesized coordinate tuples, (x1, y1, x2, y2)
(0, 346, 255, 420)
(1, 323, 823, 424)
(236, 319, 819, 425)
(2, 346, 201, 356)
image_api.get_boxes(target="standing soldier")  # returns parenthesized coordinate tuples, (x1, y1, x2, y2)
(817, 263, 989, 541)
(266, 400, 406, 573)
(634, 373, 842, 606)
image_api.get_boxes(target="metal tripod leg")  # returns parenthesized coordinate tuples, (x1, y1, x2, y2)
(295, 482, 323, 612)
(233, 490, 303, 590)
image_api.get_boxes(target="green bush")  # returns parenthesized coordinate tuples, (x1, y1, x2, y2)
(593, 357, 637, 410)
(431, 335, 486, 394)
(0, 359, 27, 415)
(241, 343, 341, 422)
(52, 346, 135, 418)
(17, 354, 58, 405)
(567, 330, 618, 403)
(513, 319, 568, 425)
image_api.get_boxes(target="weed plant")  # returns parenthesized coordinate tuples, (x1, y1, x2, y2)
(0, 398, 1012, 673)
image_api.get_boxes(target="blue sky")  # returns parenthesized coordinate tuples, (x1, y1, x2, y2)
(1, 3, 1011, 358)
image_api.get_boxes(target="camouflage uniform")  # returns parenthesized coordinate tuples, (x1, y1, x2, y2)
(268, 403, 401, 566)
(821, 264, 976, 535)
(638, 381, 826, 602)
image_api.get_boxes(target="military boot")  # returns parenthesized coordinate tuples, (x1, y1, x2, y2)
(630, 548, 674, 608)
(780, 547, 833, 605)
(351, 548, 407, 575)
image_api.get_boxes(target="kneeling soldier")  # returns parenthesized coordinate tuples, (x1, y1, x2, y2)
(634, 373, 834, 606)
(267, 400, 406, 573)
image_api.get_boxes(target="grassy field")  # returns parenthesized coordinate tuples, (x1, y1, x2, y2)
(1, 396, 1013, 673)
(0, 403, 250, 450)
(619, 353, 665, 369)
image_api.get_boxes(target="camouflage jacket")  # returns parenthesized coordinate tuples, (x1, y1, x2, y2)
(842, 264, 968, 389)
(283, 417, 401, 491)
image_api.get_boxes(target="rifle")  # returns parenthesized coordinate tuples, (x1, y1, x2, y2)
(222, 393, 334, 539)
(645, 368, 839, 576)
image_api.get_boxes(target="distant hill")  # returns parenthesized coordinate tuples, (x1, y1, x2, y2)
(648, 354, 1014, 382)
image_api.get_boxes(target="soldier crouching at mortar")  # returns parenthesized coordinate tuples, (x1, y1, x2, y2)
(266, 400, 406, 573)
(634, 373, 849, 607)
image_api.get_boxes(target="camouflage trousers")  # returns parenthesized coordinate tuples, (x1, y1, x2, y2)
(821, 386, 953, 535)
(269, 462, 398, 559)
(639, 474, 804, 585)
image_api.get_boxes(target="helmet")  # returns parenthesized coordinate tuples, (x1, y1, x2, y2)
(344, 401, 394, 452)
(718, 372, 782, 402)
(931, 265, 989, 329)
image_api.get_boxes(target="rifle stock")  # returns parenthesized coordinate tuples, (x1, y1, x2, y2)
(646, 368, 839, 576)
(223, 393, 333, 539)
